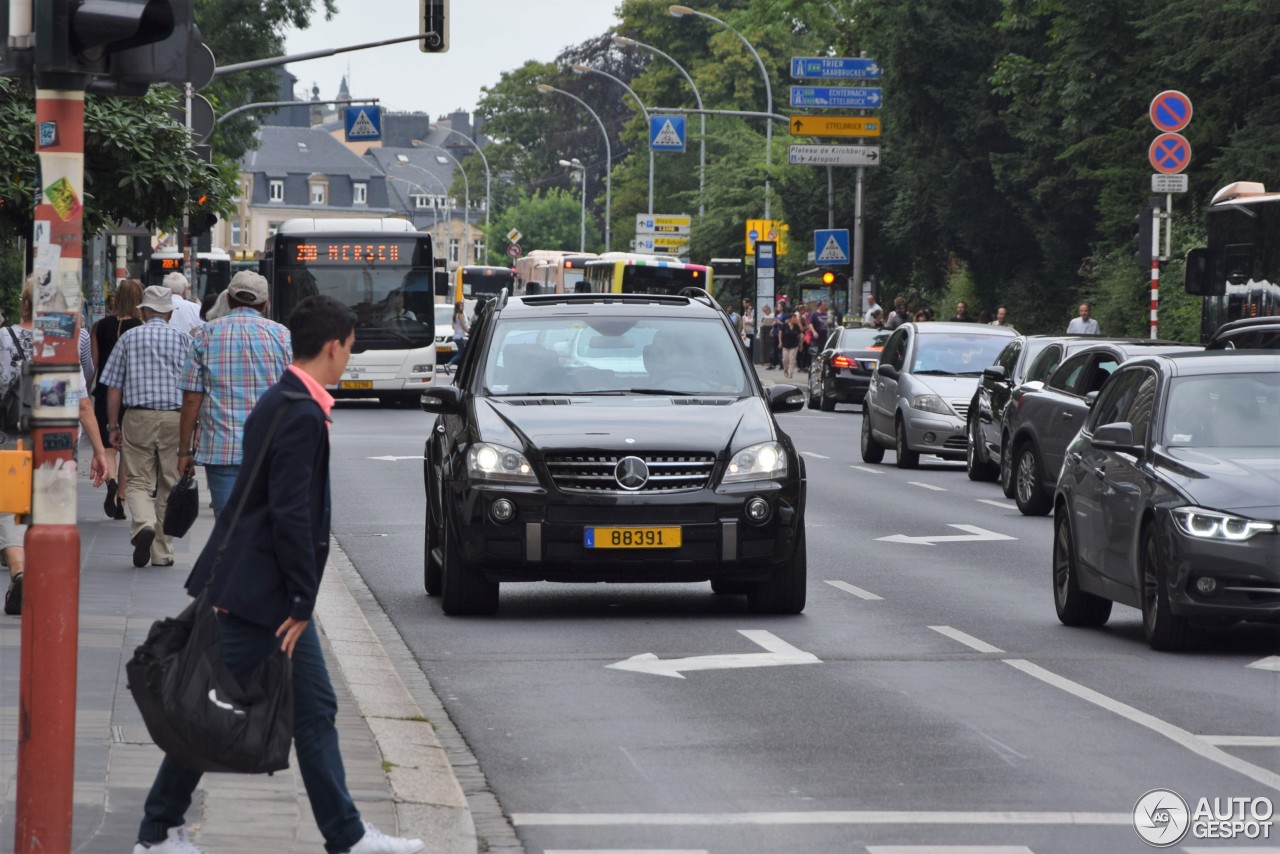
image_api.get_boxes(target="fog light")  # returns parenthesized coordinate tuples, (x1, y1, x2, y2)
(745, 497, 771, 524)
(1195, 576, 1218, 595)
(490, 498, 515, 523)
(923, 432, 936, 444)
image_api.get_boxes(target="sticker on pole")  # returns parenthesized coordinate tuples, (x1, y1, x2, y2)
(1149, 132, 1191, 174)
(1149, 90, 1193, 133)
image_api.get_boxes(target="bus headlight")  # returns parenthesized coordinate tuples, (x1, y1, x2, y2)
(723, 442, 788, 483)
(467, 443, 537, 484)
(411, 364, 433, 374)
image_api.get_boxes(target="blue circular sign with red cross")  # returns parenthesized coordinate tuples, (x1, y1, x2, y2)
(1150, 90, 1193, 133)
(1149, 132, 1192, 174)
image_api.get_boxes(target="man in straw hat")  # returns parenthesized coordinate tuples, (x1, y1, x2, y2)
(99, 286, 193, 568)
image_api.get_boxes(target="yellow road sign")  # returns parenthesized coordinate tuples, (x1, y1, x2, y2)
(789, 115, 881, 138)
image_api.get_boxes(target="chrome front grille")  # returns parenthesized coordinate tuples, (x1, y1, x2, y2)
(545, 453, 717, 494)
(950, 401, 970, 420)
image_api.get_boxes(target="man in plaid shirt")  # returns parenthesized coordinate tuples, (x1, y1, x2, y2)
(178, 271, 292, 519)
(101, 286, 193, 568)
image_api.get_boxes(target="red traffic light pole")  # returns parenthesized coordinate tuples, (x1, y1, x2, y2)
(14, 85, 86, 854)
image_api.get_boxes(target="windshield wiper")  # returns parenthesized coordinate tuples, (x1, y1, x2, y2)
(913, 369, 960, 376)
(625, 388, 703, 396)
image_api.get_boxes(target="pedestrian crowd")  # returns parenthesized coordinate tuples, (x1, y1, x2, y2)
(2, 272, 423, 854)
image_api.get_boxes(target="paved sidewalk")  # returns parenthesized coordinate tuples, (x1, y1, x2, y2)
(0, 463, 476, 853)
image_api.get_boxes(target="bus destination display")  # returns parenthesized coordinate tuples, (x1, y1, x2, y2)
(285, 238, 417, 265)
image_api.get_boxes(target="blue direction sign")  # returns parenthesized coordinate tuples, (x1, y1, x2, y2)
(790, 86, 882, 109)
(790, 56, 880, 81)
(649, 115, 686, 152)
(344, 105, 382, 141)
(814, 229, 850, 265)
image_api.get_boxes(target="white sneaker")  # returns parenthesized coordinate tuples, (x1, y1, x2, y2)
(345, 820, 425, 854)
(132, 825, 207, 854)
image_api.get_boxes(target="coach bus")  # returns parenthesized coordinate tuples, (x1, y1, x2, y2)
(454, 264, 516, 305)
(513, 249, 599, 294)
(144, 249, 232, 299)
(260, 217, 437, 403)
(1184, 181, 1280, 342)
(582, 252, 712, 295)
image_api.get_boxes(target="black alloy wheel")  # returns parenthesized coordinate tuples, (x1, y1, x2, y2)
(819, 375, 837, 411)
(747, 526, 807, 614)
(1141, 525, 1192, 651)
(1014, 445, 1051, 516)
(440, 511, 500, 616)
(860, 406, 885, 464)
(1053, 509, 1112, 626)
(895, 417, 919, 469)
(807, 367, 822, 409)
(966, 415, 999, 482)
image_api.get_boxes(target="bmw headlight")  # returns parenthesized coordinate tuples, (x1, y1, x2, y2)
(1171, 506, 1277, 542)
(911, 394, 952, 416)
(467, 442, 537, 484)
(723, 441, 788, 483)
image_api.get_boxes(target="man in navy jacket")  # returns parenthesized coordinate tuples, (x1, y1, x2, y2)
(134, 296, 423, 854)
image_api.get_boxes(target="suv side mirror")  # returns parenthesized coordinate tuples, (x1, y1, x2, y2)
(421, 386, 463, 415)
(766, 384, 806, 413)
(1092, 421, 1140, 454)
(982, 365, 1006, 382)
(876, 363, 899, 380)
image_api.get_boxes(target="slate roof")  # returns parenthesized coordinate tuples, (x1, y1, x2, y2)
(243, 126, 385, 179)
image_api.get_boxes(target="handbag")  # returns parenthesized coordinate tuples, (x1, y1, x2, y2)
(127, 401, 297, 774)
(162, 475, 199, 538)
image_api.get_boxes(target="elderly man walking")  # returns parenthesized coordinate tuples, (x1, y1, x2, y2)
(163, 271, 204, 336)
(100, 286, 193, 567)
(178, 271, 291, 518)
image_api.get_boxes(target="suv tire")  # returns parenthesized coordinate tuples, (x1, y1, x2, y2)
(1014, 444, 1051, 516)
(748, 527, 807, 614)
(1142, 526, 1192, 651)
(1053, 510, 1111, 626)
(441, 512, 499, 615)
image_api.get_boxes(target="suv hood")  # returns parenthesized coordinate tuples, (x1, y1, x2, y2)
(1158, 447, 1280, 519)
(474, 395, 776, 456)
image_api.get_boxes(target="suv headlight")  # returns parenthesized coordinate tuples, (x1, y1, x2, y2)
(911, 394, 952, 416)
(1171, 506, 1277, 542)
(467, 442, 537, 484)
(723, 441, 788, 483)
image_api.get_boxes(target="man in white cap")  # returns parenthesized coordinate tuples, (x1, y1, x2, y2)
(162, 271, 205, 336)
(100, 285, 194, 568)
(178, 271, 291, 518)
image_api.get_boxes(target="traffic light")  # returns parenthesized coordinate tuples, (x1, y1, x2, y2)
(819, 269, 848, 291)
(419, 0, 449, 52)
(188, 193, 217, 238)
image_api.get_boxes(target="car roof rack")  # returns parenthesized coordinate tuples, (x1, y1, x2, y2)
(517, 292, 698, 307)
(677, 286, 720, 311)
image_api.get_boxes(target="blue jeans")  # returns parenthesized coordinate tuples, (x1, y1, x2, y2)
(203, 464, 239, 521)
(447, 336, 466, 366)
(137, 615, 364, 852)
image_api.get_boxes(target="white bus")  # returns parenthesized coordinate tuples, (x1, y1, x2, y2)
(260, 218, 438, 404)
(513, 249, 599, 294)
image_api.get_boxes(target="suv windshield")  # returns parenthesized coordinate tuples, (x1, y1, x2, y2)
(1162, 373, 1280, 448)
(482, 315, 749, 396)
(911, 333, 1010, 375)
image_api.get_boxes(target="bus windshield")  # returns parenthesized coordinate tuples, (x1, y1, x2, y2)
(458, 266, 514, 302)
(277, 267, 434, 352)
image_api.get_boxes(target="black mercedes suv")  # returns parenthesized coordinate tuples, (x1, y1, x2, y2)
(419, 290, 808, 615)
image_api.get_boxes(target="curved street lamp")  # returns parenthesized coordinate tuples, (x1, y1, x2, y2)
(669, 4, 773, 219)
(614, 35, 705, 218)
(537, 83, 612, 252)
(386, 174, 442, 228)
(558, 158, 587, 253)
(571, 63, 653, 216)
(429, 122, 492, 238)
(413, 141, 472, 265)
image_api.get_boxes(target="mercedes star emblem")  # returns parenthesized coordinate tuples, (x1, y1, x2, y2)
(614, 456, 649, 491)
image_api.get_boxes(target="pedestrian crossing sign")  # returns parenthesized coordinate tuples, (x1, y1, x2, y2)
(814, 229, 850, 264)
(345, 106, 382, 142)
(649, 115, 686, 152)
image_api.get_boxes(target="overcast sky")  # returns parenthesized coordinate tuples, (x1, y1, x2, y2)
(281, 1, 623, 119)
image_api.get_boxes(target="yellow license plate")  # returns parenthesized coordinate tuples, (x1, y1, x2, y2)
(340, 380, 374, 389)
(585, 526, 682, 549)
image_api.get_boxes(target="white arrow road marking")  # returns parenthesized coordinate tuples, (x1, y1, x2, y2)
(824, 579, 883, 601)
(907, 481, 946, 491)
(877, 524, 1016, 546)
(849, 465, 883, 475)
(801, 450, 830, 459)
(929, 626, 1005, 654)
(1247, 656, 1280, 672)
(367, 455, 422, 461)
(606, 630, 820, 679)
(976, 498, 1017, 510)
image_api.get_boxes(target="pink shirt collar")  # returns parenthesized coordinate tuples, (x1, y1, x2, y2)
(287, 364, 335, 417)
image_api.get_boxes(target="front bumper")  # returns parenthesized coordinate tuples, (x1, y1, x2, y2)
(1163, 519, 1280, 622)
(904, 411, 967, 458)
(449, 482, 803, 583)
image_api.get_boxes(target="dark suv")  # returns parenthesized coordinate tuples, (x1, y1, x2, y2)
(419, 290, 808, 615)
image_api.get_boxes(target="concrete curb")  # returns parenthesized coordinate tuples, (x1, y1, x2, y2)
(315, 541, 478, 853)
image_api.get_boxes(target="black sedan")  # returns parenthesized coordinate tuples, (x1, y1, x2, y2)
(806, 326, 889, 410)
(420, 290, 808, 616)
(1206, 315, 1280, 349)
(1052, 352, 1280, 650)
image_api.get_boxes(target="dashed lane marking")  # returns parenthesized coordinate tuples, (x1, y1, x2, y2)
(976, 499, 1017, 510)
(907, 481, 946, 491)
(802, 451, 831, 459)
(849, 465, 884, 474)
(1247, 656, 1280, 672)
(824, 579, 884, 601)
(1200, 736, 1280, 747)
(928, 626, 1005, 654)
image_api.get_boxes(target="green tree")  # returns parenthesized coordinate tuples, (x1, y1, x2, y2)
(486, 189, 601, 257)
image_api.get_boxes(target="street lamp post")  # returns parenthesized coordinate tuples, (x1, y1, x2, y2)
(669, 4, 773, 220)
(537, 83, 611, 252)
(387, 174, 442, 228)
(393, 155, 452, 256)
(430, 122, 492, 247)
(413, 141, 472, 264)
(572, 63, 653, 216)
(614, 35, 705, 218)
(559, 158, 587, 252)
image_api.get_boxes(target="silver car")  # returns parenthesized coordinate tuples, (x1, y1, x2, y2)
(860, 322, 1016, 468)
